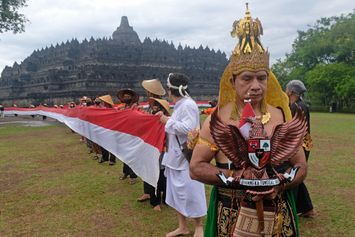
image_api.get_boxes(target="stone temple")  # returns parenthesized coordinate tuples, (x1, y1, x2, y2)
(0, 16, 228, 105)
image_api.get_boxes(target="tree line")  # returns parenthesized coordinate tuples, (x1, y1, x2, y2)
(272, 11, 355, 111)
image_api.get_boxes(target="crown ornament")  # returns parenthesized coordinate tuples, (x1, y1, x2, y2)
(230, 3, 269, 75)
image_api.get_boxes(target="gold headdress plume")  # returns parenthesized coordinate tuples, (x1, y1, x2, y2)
(230, 3, 269, 75)
(218, 3, 292, 121)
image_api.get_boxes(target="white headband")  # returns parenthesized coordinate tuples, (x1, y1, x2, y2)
(167, 73, 190, 98)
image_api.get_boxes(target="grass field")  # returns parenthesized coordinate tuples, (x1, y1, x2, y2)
(0, 113, 354, 236)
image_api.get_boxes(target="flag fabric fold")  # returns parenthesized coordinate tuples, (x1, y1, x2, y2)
(4, 106, 165, 188)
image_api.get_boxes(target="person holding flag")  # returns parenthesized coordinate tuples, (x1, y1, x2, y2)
(97, 95, 117, 165)
(0, 104, 4, 118)
(189, 4, 307, 237)
(136, 78, 166, 203)
(158, 73, 206, 237)
(117, 89, 140, 184)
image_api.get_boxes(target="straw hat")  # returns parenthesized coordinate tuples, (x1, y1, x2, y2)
(117, 89, 139, 103)
(142, 79, 166, 96)
(98, 95, 114, 106)
(149, 97, 170, 115)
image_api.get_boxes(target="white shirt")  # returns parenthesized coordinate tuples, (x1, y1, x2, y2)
(162, 97, 200, 170)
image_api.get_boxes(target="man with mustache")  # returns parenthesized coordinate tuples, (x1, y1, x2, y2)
(190, 5, 307, 237)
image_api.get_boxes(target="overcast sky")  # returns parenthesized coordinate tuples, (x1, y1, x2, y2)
(0, 0, 353, 73)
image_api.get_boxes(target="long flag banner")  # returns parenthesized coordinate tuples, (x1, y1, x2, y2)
(4, 106, 165, 188)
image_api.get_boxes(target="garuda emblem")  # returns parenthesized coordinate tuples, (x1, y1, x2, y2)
(210, 107, 307, 192)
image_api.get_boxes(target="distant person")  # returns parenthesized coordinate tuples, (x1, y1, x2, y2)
(13, 104, 18, 117)
(29, 104, 36, 118)
(117, 88, 140, 110)
(201, 98, 217, 115)
(41, 104, 48, 120)
(69, 102, 76, 108)
(157, 73, 206, 237)
(145, 97, 169, 211)
(90, 98, 103, 160)
(83, 98, 95, 155)
(0, 104, 4, 118)
(286, 79, 315, 218)
(78, 97, 88, 141)
(79, 96, 88, 107)
(137, 78, 166, 203)
(97, 95, 117, 166)
(117, 89, 140, 184)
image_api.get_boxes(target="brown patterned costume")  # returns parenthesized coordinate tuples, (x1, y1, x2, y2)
(197, 4, 305, 237)
(215, 185, 298, 237)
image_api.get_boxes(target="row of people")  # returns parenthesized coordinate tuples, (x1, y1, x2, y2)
(75, 80, 171, 212)
(5, 5, 314, 236)
(2, 60, 314, 237)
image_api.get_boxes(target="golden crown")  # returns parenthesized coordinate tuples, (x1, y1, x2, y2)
(230, 3, 269, 75)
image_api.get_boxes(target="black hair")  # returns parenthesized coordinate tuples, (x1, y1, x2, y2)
(151, 101, 169, 116)
(86, 100, 94, 106)
(168, 73, 190, 97)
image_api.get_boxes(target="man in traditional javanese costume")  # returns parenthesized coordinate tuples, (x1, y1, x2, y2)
(190, 4, 307, 237)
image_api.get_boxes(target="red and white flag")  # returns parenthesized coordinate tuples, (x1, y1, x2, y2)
(238, 102, 255, 139)
(4, 106, 165, 188)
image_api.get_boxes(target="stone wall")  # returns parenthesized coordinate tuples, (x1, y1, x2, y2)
(0, 16, 228, 106)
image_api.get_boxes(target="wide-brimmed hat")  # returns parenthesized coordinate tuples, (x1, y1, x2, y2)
(98, 95, 114, 106)
(149, 97, 170, 115)
(142, 79, 166, 96)
(117, 89, 139, 103)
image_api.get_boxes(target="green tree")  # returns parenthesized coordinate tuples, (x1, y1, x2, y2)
(272, 11, 355, 110)
(304, 63, 354, 106)
(0, 0, 28, 34)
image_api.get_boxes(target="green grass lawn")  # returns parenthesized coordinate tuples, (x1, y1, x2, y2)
(0, 112, 354, 236)
(299, 113, 355, 237)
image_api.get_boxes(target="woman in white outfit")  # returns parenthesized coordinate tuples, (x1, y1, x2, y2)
(157, 73, 206, 237)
